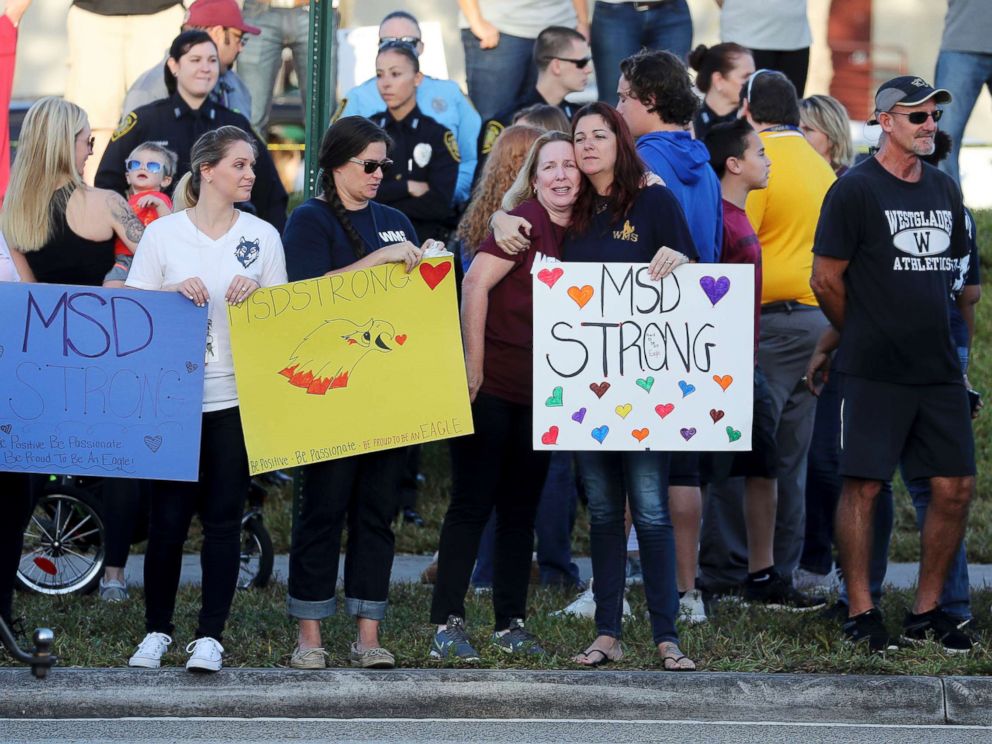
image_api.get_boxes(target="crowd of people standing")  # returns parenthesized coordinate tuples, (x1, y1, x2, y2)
(0, 0, 984, 674)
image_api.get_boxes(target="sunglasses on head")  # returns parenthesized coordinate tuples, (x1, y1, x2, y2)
(349, 157, 393, 174)
(744, 68, 773, 102)
(883, 108, 944, 124)
(379, 35, 420, 46)
(126, 160, 165, 174)
(545, 55, 591, 69)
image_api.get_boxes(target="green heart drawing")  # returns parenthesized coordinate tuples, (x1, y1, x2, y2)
(635, 376, 655, 393)
(546, 386, 564, 407)
(726, 426, 742, 443)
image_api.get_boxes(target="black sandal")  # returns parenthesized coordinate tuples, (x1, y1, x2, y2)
(574, 645, 623, 667)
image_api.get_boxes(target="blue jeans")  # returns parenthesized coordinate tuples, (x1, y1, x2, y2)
(590, 0, 693, 106)
(801, 373, 842, 576)
(461, 29, 537, 122)
(238, 0, 311, 133)
(472, 451, 582, 588)
(578, 451, 678, 644)
(837, 476, 972, 621)
(934, 50, 992, 184)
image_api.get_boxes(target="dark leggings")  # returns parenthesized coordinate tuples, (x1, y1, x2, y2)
(102, 479, 149, 567)
(143, 406, 250, 642)
(0, 472, 33, 625)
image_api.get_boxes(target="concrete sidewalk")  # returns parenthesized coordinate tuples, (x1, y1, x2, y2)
(1, 668, 990, 726)
(119, 553, 992, 590)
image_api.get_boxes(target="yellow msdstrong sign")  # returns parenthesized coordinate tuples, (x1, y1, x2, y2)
(228, 257, 473, 475)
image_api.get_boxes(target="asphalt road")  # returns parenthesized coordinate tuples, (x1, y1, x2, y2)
(2, 718, 991, 744)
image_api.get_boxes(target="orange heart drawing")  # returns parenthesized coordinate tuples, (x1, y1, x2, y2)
(541, 425, 559, 445)
(395, 334, 408, 346)
(631, 428, 650, 442)
(419, 261, 451, 290)
(567, 284, 594, 309)
(713, 374, 733, 391)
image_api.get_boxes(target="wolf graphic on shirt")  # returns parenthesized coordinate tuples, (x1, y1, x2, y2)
(234, 236, 260, 268)
(279, 318, 398, 395)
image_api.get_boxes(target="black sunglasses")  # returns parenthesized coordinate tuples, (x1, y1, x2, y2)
(884, 109, 944, 124)
(545, 55, 591, 69)
(379, 35, 420, 46)
(349, 157, 393, 174)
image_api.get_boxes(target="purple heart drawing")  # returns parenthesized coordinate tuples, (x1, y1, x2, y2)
(571, 407, 587, 424)
(699, 275, 731, 306)
(680, 427, 697, 441)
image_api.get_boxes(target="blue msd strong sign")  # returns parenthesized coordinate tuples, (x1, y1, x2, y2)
(0, 284, 207, 481)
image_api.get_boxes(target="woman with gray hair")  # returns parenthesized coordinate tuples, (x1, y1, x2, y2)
(799, 94, 854, 176)
(124, 125, 287, 674)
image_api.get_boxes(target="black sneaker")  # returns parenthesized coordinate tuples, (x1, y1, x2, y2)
(430, 615, 480, 662)
(491, 618, 545, 655)
(902, 608, 974, 654)
(820, 601, 849, 624)
(402, 508, 426, 527)
(743, 570, 827, 612)
(843, 608, 901, 653)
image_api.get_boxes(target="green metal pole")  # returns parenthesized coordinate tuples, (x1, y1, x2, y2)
(294, 0, 336, 516)
(304, 0, 336, 200)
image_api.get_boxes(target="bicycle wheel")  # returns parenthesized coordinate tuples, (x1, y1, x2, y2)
(238, 515, 273, 590)
(18, 488, 106, 595)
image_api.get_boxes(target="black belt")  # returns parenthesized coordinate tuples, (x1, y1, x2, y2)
(761, 300, 816, 315)
(629, 1, 673, 10)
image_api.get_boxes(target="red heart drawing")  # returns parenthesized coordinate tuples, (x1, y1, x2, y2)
(537, 267, 564, 288)
(655, 403, 675, 419)
(541, 425, 559, 445)
(710, 409, 725, 423)
(589, 381, 611, 399)
(396, 334, 408, 346)
(419, 261, 451, 290)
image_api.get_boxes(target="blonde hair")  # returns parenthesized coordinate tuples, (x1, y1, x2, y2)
(501, 130, 574, 212)
(180, 125, 257, 208)
(800, 94, 854, 171)
(128, 142, 179, 178)
(171, 172, 193, 212)
(456, 124, 542, 257)
(1, 97, 87, 252)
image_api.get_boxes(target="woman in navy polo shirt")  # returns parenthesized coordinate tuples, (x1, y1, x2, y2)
(281, 116, 437, 671)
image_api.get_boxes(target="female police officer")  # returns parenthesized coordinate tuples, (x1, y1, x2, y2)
(96, 30, 287, 231)
(368, 41, 458, 244)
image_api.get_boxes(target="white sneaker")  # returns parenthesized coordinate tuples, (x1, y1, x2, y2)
(679, 589, 708, 624)
(128, 632, 172, 669)
(185, 637, 224, 673)
(552, 581, 632, 619)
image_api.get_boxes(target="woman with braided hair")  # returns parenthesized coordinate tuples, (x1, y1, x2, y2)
(282, 116, 436, 670)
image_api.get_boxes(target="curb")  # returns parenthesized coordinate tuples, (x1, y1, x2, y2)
(2, 668, 990, 725)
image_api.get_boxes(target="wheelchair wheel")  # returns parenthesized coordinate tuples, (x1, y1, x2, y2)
(238, 515, 273, 590)
(18, 487, 105, 595)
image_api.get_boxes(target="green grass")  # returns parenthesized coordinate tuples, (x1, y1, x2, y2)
(5, 583, 992, 674)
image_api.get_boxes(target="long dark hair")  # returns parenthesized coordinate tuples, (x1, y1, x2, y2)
(688, 42, 751, 94)
(165, 30, 217, 96)
(317, 116, 394, 259)
(569, 102, 644, 237)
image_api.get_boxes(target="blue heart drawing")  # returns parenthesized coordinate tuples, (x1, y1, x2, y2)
(591, 425, 609, 444)
(678, 380, 696, 398)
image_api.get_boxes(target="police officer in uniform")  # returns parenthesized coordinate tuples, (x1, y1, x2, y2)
(475, 26, 590, 180)
(96, 29, 287, 230)
(370, 41, 458, 244)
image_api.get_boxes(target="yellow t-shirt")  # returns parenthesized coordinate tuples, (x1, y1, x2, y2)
(745, 129, 836, 306)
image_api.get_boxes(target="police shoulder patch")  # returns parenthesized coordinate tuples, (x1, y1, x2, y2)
(443, 131, 461, 163)
(111, 112, 137, 142)
(481, 120, 503, 155)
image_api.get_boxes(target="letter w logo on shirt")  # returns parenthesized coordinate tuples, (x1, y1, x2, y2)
(913, 231, 931, 253)
(379, 230, 407, 243)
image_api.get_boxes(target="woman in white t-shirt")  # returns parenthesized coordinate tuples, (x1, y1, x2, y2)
(124, 126, 288, 674)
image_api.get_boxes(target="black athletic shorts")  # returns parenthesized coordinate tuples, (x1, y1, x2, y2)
(703, 365, 778, 482)
(669, 451, 701, 488)
(837, 373, 975, 481)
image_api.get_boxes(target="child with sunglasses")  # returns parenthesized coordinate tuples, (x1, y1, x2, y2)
(105, 142, 178, 283)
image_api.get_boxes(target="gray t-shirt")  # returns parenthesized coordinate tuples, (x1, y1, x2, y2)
(720, 0, 811, 51)
(940, 0, 992, 54)
(458, 0, 576, 40)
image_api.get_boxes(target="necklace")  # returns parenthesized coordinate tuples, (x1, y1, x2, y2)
(189, 205, 238, 242)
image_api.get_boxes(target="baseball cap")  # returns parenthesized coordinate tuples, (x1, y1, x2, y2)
(868, 76, 951, 125)
(185, 0, 261, 35)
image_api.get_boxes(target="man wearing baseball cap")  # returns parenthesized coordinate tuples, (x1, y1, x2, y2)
(809, 76, 975, 654)
(122, 0, 261, 120)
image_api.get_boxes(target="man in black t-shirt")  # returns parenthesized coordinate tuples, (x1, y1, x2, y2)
(810, 76, 976, 654)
